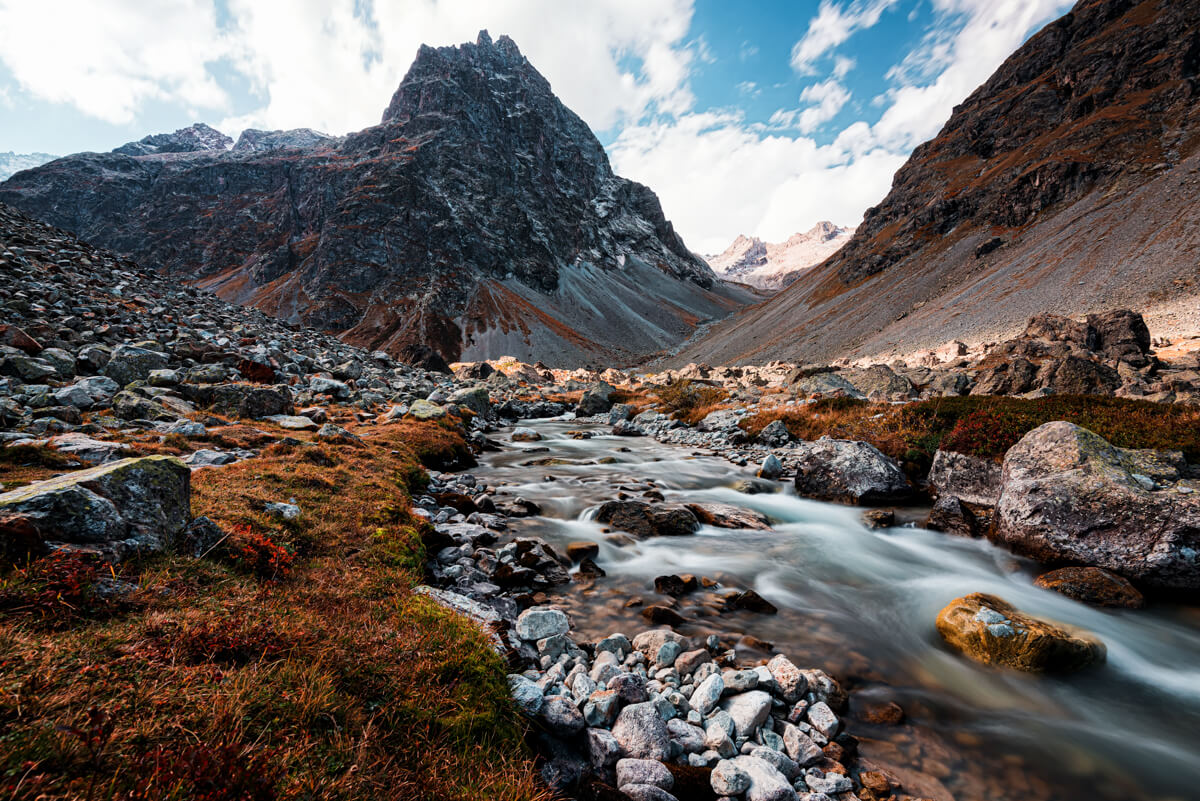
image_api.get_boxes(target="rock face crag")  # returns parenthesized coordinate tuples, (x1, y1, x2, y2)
(674, 0, 1200, 365)
(0, 31, 749, 367)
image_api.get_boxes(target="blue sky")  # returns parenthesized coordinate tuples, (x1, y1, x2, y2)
(0, 0, 1073, 253)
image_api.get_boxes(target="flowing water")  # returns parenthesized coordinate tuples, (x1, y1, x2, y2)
(475, 419, 1200, 801)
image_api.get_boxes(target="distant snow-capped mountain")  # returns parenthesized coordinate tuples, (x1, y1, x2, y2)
(707, 222, 853, 291)
(0, 152, 57, 182)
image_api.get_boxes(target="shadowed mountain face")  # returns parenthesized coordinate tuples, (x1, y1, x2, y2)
(0, 31, 748, 367)
(673, 0, 1200, 366)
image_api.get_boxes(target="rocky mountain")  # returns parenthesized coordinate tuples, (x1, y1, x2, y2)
(111, 122, 233, 156)
(673, 0, 1200, 366)
(0, 151, 56, 182)
(0, 32, 749, 367)
(706, 222, 853, 291)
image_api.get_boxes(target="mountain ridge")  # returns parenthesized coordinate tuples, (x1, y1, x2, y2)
(672, 0, 1200, 366)
(0, 31, 750, 367)
(705, 222, 854, 291)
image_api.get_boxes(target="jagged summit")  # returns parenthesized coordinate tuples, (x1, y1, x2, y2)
(112, 122, 232, 156)
(707, 222, 853, 292)
(0, 33, 748, 367)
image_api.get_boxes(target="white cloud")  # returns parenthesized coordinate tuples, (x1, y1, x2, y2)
(0, 0, 698, 136)
(0, 0, 229, 124)
(609, 111, 904, 254)
(614, 0, 1073, 254)
(869, 0, 1074, 151)
(767, 78, 851, 134)
(220, 0, 698, 136)
(790, 0, 899, 74)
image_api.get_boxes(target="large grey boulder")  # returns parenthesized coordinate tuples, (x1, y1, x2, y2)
(927, 449, 1003, 506)
(792, 438, 912, 505)
(104, 344, 169, 386)
(0, 455, 191, 559)
(994, 422, 1200, 591)
(595, 500, 700, 539)
(575, 382, 615, 417)
(612, 701, 672, 760)
(712, 756, 797, 801)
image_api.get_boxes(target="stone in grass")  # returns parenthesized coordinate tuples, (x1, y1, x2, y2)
(0, 454, 190, 559)
(507, 674, 544, 716)
(935, 592, 1105, 673)
(515, 607, 569, 641)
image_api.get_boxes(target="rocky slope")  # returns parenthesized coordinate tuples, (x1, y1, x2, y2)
(706, 222, 853, 291)
(0, 32, 749, 368)
(674, 0, 1200, 366)
(0, 151, 56, 182)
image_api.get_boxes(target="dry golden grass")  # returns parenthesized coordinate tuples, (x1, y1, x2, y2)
(740, 395, 1200, 470)
(651, 380, 731, 426)
(0, 413, 554, 801)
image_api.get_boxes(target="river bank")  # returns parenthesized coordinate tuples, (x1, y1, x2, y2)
(446, 417, 1200, 801)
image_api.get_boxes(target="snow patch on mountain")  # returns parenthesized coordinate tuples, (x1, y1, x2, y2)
(706, 222, 853, 291)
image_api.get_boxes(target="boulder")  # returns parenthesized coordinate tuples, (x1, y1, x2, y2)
(104, 344, 169, 386)
(448, 385, 491, 416)
(935, 592, 1105, 673)
(927, 450, 1002, 507)
(994, 422, 1200, 591)
(792, 438, 912, 505)
(793, 372, 864, 399)
(1033, 566, 1145, 608)
(845, 364, 917, 400)
(1088, 309, 1152, 366)
(515, 607, 569, 641)
(970, 357, 1038, 396)
(0, 455, 190, 559)
(719, 690, 772, 739)
(1034, 355, 1121, 395)
(713, 756, 797, 801)
(595, 501, 700, 539)
(511, 427, 542, 442)
(575, 382, 615, 417)
(685, 502, 771, 530)
(616, 758, 674, 791)
(612, 702, 672, 760)
(187, 383, 294, 419)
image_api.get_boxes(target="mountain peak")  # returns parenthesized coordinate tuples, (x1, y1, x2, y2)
(382, 31, 538, 124)
(112, 123, 232, 157)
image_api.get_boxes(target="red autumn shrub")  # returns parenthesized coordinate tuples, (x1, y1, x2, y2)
(225, 524, 293, 580)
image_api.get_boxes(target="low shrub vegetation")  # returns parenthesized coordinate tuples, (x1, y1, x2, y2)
(0, 410, 550, 801)
(652, 379, 731, 426)
(741, 394, 1200, 467)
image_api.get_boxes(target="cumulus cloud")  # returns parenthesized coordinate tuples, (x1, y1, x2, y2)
(790, 0, 900, 74)
(220, 0, 700, 136)
(609, 111, 905, 254)
(767, 78, 851, 134)
(613, 0, 1072, 254)
(0, 0, 699, 135)
(0, 0, 229, 124)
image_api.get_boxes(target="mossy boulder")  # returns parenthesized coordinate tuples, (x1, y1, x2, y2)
(0, 455, 191, 559)
(994, 421, 1200, 592)
(936, 593, 1105, 673)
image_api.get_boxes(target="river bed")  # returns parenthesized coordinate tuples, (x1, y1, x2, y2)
(474, 418, 1200, 801)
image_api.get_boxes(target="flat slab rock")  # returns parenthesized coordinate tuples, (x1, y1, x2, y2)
(0, 454, 190, 559)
